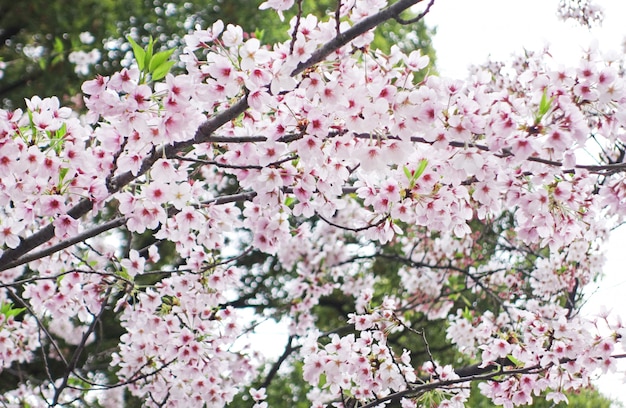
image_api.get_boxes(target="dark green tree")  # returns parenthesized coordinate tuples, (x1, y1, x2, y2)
(0, 0, 435, 108)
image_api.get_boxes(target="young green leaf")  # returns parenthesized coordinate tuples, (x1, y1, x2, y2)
(117, 268, 132, 281)
(0, 302, 26, 319)
(127, 36, 146, 71)
(403, 165, 412, 181)
(51, 54, 64, 66)
(413, 158, 428, 180)
(536, 88, 554, 123)
(151, 60, 176, 82)
(284, 196, 295, 207)
(254, 29, 265, 42)
(149, 49, 175, 73)
(49, 123, 67, 154)
(144, 37, 155, 73)
(506, 354, 523, 368)
(53, 37, 64, 54)
(59, 167, 69, 183)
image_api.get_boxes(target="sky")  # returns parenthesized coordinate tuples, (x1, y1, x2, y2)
(424, 0, 626, 404)
(424, 0, 626, 78)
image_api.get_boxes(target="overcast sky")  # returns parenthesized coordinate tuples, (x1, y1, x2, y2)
(425, 0, 626, 78)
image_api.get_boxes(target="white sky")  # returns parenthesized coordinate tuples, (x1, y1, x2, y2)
(424, 0, 626, 404)
(425, 0, 626, 78)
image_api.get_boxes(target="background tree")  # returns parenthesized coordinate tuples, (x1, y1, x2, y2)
(0, 0, 435, 108)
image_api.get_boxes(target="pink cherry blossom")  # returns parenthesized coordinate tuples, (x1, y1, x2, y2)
(1, 1, 625, 406)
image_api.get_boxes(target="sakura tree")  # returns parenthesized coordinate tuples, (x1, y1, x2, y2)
(1, 0, 625, 406)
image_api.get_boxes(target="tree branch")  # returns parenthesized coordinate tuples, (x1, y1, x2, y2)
(356, 360, 539, 408)
(203, 130, 626, 175)
(6, 287, 69, 368)
(259, 335, 298, 389)
(394, 0, 436, 24)
(292, 0, 423, 77)
(316, 211, 388, 232)
(1, 0, 421, 268)
(51, 289, 112, 406)
(0, 217, 127, 272)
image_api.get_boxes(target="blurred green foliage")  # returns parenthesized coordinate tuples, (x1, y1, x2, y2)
(0, 0, 435, 108)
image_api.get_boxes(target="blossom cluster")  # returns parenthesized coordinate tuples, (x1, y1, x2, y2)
(302, 328, 418, 406)
(69, 49, 102, 76)
(0, 312, 38, 373)
(112, 270, 252, 406)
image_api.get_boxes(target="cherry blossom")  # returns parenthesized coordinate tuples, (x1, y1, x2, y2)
(1, 0, 626, 406)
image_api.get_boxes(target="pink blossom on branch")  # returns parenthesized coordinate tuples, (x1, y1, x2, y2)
(0, 0, 625, 406)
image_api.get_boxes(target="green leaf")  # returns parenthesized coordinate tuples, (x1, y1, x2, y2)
(117, 268, 133, 283)
(53, 37, 64, 54)
(506, 354, 523, 367)
(149, 49, 175, 73)
(49, 122, 67, 154)
(402, 165, 412, 181)
(536, 89, 554, 123)
(284, 196, 295, 207)
(127, 36, 146, 71)
(254, 28, 265, 42)
(144, 37, 154, 73)
(0, 302, 26, 319)
(151, 60, 176, 81)
(539, 90, 550, 115)
(51, 54, 64, 66)
(59, 167, 69, 183)
(413, 158, 428, 180)
(57, 122, 67, 138)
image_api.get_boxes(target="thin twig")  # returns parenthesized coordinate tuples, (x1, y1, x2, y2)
(335, 0, 342, 36)
(51, 288, 112, 405)
(6, 287, 69, 368)
(394, 0, 436, 25)
(289, 0, 304, 55)
(315, 211, 388, 232)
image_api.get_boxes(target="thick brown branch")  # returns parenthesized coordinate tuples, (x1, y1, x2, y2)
(0, 199, 95, 270)
(0, 217, 127, 272)
(292, 0, 423, 77)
